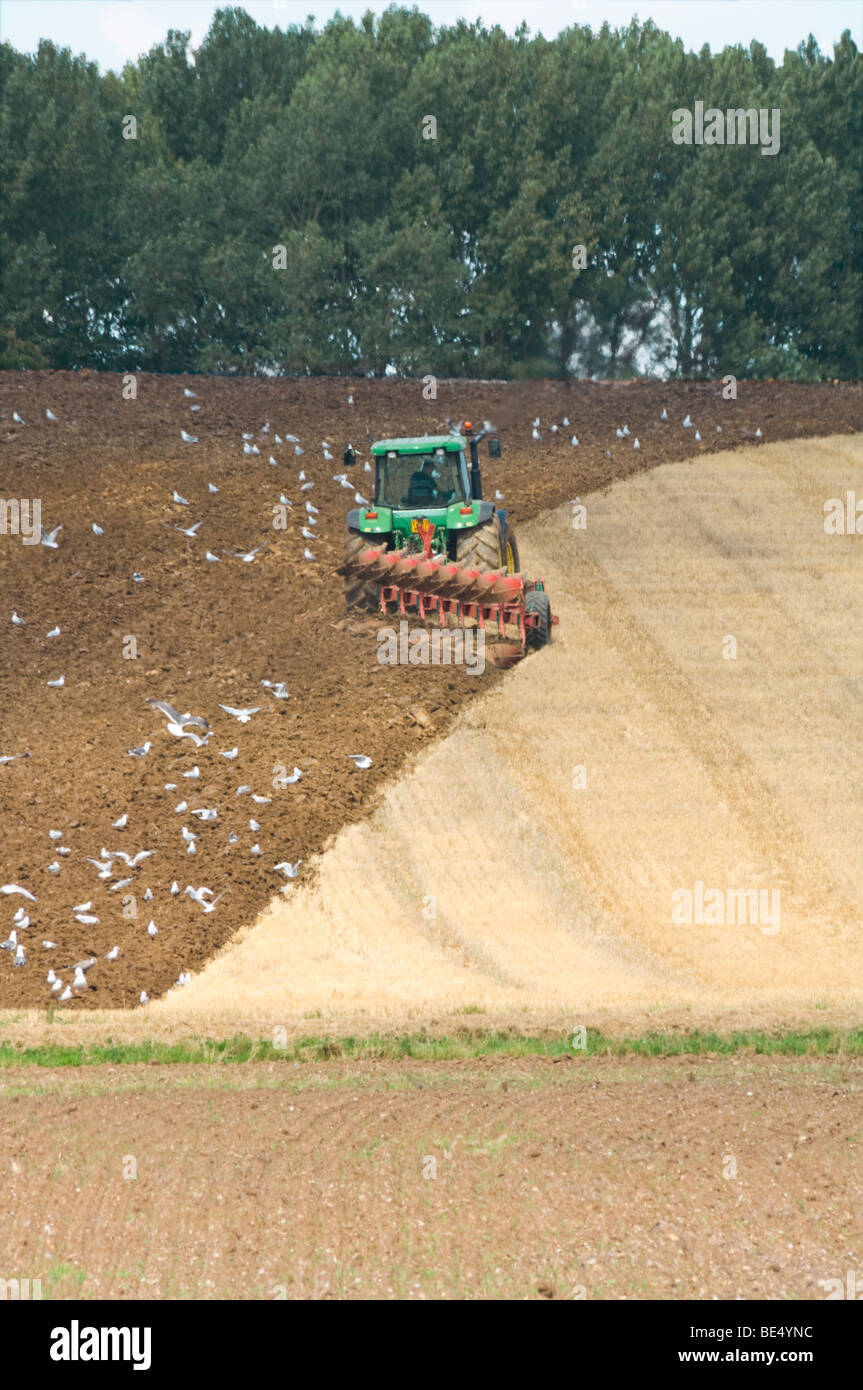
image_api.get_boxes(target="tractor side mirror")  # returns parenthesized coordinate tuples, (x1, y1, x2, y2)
(487, 437, 502, 458)
(344, 446, 356, 467)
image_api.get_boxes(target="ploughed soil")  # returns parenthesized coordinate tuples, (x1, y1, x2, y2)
(1, 1053, 860, 1300)
(1, 372, 861, 1011)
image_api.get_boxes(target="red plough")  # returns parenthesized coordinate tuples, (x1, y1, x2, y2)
(339, 544, 557, 665)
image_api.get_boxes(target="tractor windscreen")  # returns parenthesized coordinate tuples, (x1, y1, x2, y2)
(375, 451, 469, 509)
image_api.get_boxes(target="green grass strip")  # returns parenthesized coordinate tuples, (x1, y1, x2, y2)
(0, 1028, 860, 1068)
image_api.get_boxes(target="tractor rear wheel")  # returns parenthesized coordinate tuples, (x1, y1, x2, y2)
(344, 528, 383, 611)
(456, 517, 504, 572)
(525, 589, 552, 647)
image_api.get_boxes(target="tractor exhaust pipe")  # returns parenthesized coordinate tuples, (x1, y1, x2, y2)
(464, 422, 485, 501)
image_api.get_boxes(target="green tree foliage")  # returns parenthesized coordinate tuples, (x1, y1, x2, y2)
(0, 6, 859, 377)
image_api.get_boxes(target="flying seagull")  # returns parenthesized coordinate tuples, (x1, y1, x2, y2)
(348, 754, 372, 770)
(220, 705, 262, 723)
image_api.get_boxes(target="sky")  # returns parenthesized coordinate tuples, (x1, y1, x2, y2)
(1, 0, 860, 71)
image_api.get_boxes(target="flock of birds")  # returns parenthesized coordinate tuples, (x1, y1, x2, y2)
(3, 385, 378, 1006)
(4, 386, 761, 1006)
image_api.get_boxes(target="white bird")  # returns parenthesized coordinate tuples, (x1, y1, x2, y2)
(220, 705, 261, 723)
(109, 877, 132, 891)
(133, 572, 144, 582)
(633, 438, 640, 450)
(14, 944, 26, 966)
(46, 625, 60, 636)
(164, 783, 177, 790)
(236, 785, 251, 795)
(147, 921, 158, 937)
(185, 885, 224, 913)
(182, 766, 200, 779)
(44, 941, 57, 950)
(13, 905, 29, 920)
(571, 435, 579, 447)
(106, 946, 119, 960)
(175, 519, 204, 538)
(347, 394, 354, 405)
(127, 742, 152, 757)
(294, 445, 304, 456)
(75, 913, 99, 926)
(298, 470, 306, 482)
(143, 889, 153, 901)
(191, 808, 217, 821)
(250, 843, 261, 856)
(251, 794, 271, 804)
(716, 425, 722, 433)
(73, 966, 88, 988)
(274, 860, 302, 879)
(615, 428, 625, 439)
(660, 407, 668, 421)
(532, 427, 541, 442)
(47, 969, 58, 984)
(353, 492, 367, 506)
(755, 427, 762, 438)
(47, 861, 60, 874)
(242, 432, 253, 440)
(279, 495, 292, 507)
(172, 490, 189, 505)
(494, 490, 504, 501)
(274, 434, 283, 445)
(184, 388, 197, 398)
(303, 547, 315, 561)
(112, 814, 128, 829)
(302, 527, 317, 541)
(285, 434, 299, 442)
(41, 524, 62, 548)
(171, 881, 180, 895)
(323, 448, 333, 461)
(175, 800, 188, 813)
(190, 405, 200, 412)
(694, 430, 701, 442)
(167, 724, 211, 747)
(533, 417, 540, 428)
(92, 523, 104, 535)
(220, 747, 238, 759)
(180, 430, 198, 443)
(205, 551, 220, 562)
(1, 884, 35, 900)
(228, 831, 238, 844)
(229, 546, 264, 563)
(177, 973, 191, 986)
(305, 501, 318, 515)
(280, 768, 302, 785)
(244, 442, 260, 456)
(682, 414, 692, 428)
(348, 754, 372, 770)
(208, 482, 218, 493)
(72, 900, 93, 912)
(149, 701, 209, 729)
(551, 425, 558, 434)
(58, 986, 73, 1001)
(181, 826, 196, 844)
(562, 416, 570, 427)
(249, 818, 260, 831)
(12, 410, 24, 424)
(111, 849, 153, 868)
(1, 931, 16, 950)
(139, 991, 149, 1005)
(12, 610, 24, 625)
(261, 680, 289, 700)
(268, 456, 278, 466)
(46, 676, 65, 688)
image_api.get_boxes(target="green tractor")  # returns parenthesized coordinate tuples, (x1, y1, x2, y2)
(342, 422, 520, 611)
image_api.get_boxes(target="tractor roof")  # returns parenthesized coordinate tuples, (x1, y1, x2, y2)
(371, 435, 464, 456)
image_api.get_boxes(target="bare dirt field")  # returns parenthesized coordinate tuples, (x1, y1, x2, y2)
(0, 373, 861, 1032)
(1, 1054, 860, 1300)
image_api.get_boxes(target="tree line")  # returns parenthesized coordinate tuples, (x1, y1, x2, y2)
(0, 6, 860, 378)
